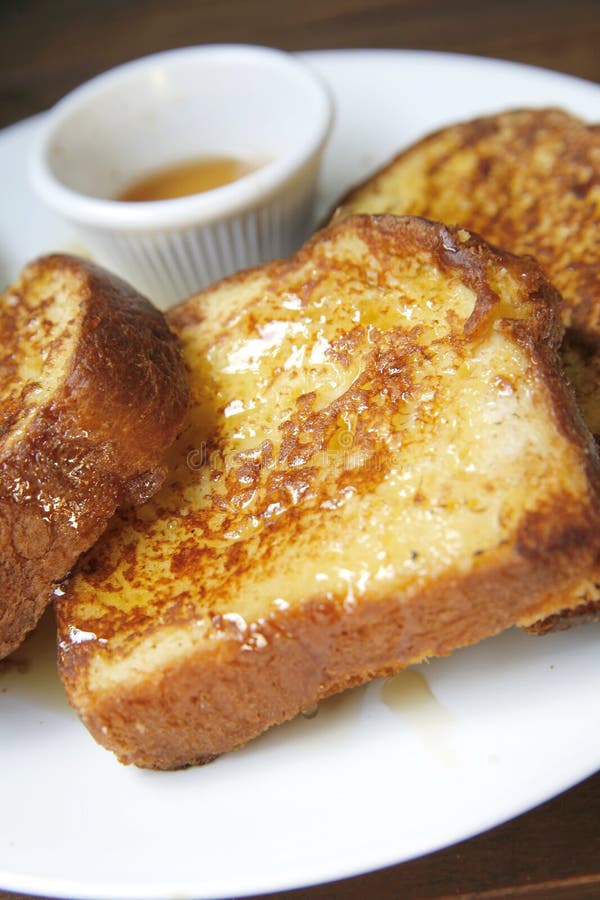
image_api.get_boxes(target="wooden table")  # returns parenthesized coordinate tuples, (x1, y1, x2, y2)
(1, 2, 599, 898)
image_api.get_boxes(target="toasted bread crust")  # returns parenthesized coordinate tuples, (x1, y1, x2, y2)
(57, 217, 600, 768)
(329, 108, 600, 428)
(64, 541, 595, 769)
(0, 254, 189, 658)
(330, 109, 600, 338)
(329, 108, 600, 630)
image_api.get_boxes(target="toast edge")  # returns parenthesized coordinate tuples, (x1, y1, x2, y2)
(59, 517, 600, 769)
(56, 217, 600, 768)
(0, 254, 190, 658)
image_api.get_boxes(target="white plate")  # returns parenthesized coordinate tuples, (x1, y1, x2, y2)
(1, 49, 599, 900)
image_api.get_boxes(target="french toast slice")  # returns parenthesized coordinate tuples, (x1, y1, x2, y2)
(0, 254, 189, 659)
(56, 216, 600, 769)
(329, 107, 600, 628)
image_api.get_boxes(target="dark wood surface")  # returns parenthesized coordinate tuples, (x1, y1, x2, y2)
(2, 0, 600, 128)
(1, 2, 599, 899)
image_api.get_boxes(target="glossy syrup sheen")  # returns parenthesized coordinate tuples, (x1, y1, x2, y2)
(329, 108, 600, 439)
(0, 265, 80, 450)
(117, 156, 257, 202)
(59, 217, 594, 686)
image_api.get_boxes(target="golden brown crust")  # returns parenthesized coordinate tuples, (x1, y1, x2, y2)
(56, 217, 600, 768)
(329, 110, 600, 339)
(329, 109, 600, 412)
(525, 599, 600, 634)
(0, 254, 190, 658)
(63, 533, 597, 770)
(328, 109, 600, 633)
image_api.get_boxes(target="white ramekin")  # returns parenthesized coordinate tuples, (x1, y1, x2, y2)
(29, 45, 333, 308)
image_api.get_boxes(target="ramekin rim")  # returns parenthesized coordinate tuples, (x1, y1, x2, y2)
(29, 44, 333, 231)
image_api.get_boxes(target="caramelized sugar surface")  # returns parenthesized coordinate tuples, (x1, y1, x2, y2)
(330, 109, 600, 438)
(0, 267, 80, 450)
(61, 216, 590, 681)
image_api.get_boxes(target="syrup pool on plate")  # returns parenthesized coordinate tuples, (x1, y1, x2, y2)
(117, 156, 259, 201)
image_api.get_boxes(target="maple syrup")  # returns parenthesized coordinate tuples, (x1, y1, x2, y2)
(118, 156, 256, 202)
